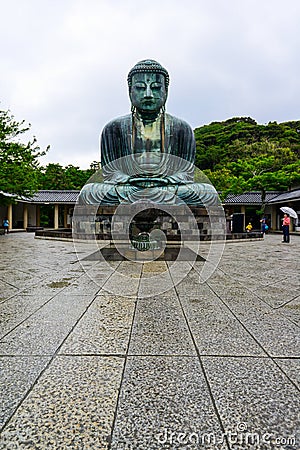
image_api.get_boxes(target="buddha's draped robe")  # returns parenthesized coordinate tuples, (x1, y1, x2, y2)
(78, 113, 218, 206)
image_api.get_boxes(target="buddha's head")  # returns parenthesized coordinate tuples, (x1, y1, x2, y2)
(128, 60, 169, 114)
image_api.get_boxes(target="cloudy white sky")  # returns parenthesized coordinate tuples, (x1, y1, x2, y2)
(1, 0, 300, 168)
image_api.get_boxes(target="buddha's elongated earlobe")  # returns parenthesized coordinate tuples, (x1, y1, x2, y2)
(131, 106, 136, 151)
(161, 107, 165, 153)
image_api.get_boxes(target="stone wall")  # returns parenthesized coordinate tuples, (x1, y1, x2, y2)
(72, 205, 226, 241)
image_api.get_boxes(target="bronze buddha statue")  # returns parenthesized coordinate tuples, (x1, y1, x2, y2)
(78, 59, 218, 207)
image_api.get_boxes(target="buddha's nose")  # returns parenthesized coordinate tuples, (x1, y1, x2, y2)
(145, 85, 153, 98)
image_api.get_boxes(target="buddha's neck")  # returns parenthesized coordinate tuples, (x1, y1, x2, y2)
(135, 110, 161, 125)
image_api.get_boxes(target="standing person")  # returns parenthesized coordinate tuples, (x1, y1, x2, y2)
(282, 213, 290, 243)
(260, 217, 267, 234)
(2, 218, 9, 234)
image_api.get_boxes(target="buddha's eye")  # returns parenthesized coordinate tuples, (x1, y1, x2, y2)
(151, 83, 162, 89)
(133, 83, 146, 90)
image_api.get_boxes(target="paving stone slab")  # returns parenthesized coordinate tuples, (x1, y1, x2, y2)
(202, 356, 300, 449)
(138, 280, 176, 298)
(0, 281, 20, 302)
(0, 294, 56, 338)
(240, 312, 300, 357)
(110, 356, 227, 450)
(0, 294, 93, 355)
(251, 279, 300, 309)
(60, 293, 136, 355)
(0, 356, 124, 449)
(174, 267, 201, 291)
(129, 293, 196, 356)
(138, 264, 175, 298)
(0, 269, 41, 290)
(142, 260, 169, 277)
(177, 283, 265, 356)
(0, 356, 50, 430)
(207, 272, 300, 357)
(84, 266, 117, 279)
(62, 274, 105, 295)
(102, 263, 142, 297)
(225, 269, 291, 292)
(83, 261, 142, 293)
(275, 358, 300, 390)
(278, 296, 300, 326)
(167, 260, 196, 286)
(114, 261, 143, 277)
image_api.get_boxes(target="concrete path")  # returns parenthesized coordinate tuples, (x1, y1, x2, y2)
(0, 232, 299, 449)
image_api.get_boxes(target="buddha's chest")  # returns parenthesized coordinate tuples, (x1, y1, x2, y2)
(133, 120, 162, 153)
(133, 119, 163, 170)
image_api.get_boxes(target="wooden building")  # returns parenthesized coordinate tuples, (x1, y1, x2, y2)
(1, 189, 300, 232)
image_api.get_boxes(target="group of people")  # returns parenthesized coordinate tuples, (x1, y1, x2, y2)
(245, 213, 291, 243)
(246, 218, 269, 233)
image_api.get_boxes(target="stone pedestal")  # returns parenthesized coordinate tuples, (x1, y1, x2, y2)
(72, 204, 225, 241)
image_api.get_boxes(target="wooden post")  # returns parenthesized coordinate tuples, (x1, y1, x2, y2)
(36, 205, 40, 227)
(54, 204, 59, 229)
(240, 205, 246, 231)
(7, 204, 13, 230)
(271, 206, 277, 230)
(64, 206, 68, 228)
(23, 204, 28, 229)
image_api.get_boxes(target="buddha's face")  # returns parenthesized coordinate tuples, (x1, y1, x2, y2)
(129, 73, 167, 113)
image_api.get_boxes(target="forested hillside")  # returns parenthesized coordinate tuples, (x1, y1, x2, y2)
(194, 117, 300, 201)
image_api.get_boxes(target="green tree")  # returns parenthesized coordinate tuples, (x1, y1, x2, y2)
(226, 153, 300, 212)
(38, 163, 66, 189)
(38, 162, 99, 190)
(0, 109, 47, 200)
(64, 164, 95, 189)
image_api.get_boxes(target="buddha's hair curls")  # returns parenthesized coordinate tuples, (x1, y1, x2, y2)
(127, 59, 169, 89)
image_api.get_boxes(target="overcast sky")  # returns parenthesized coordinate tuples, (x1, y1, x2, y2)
(1, 0, 300, 168)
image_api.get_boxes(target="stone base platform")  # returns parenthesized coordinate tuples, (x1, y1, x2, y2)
(35, 228, 263, 241)
(72, 204, 225, 241)
(81, 243, 205, 262)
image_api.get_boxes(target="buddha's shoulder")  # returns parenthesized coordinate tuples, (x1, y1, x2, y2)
(165, 113, 193, 131)
(102, 113, 193, 131)
(102, 114, 132, 131)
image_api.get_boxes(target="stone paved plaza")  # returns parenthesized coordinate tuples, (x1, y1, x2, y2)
(0, 232, 299, 449)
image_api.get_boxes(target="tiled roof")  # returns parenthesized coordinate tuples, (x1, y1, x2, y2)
(224, 191, 281, 205)
(267, 189, 300, 203)
(5, 189, 300, 205)
(27, 190, 80, 203)
(0, 190, 17, 198)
